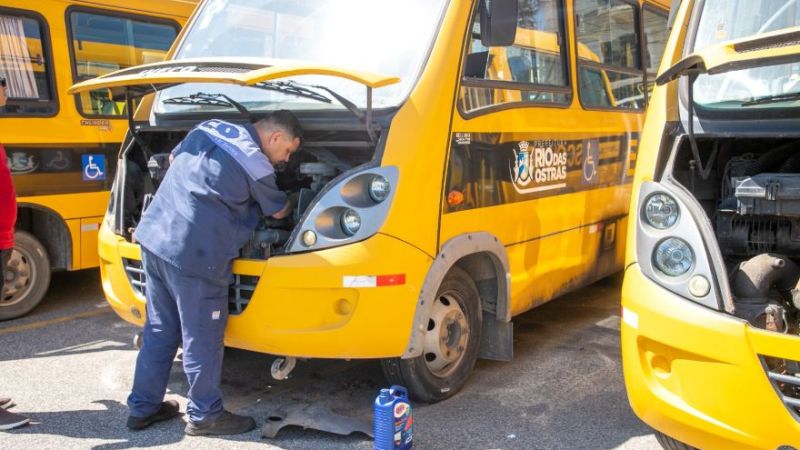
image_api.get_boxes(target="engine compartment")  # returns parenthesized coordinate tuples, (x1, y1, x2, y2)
(671, 137, 800, 334)
(119, 123, 377, 259)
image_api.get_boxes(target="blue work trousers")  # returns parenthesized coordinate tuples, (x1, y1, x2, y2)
(127, 249, 229, 424)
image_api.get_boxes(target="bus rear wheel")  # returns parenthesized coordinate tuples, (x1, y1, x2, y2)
(0, 231, 51, 321)
(381, 267, 482, 403)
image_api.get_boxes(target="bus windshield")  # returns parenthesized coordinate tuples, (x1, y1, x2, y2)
(692, 0, 800, 110)
(156, 0, 447, 114)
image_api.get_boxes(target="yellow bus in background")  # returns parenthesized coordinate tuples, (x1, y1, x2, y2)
(0, 0, 197, 320)
(72, 0, 668, 401)
(622, 0, 800, 448)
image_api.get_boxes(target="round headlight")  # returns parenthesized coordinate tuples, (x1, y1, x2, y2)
(653, 238, 694, 277)
(644, 193, 679, 229)
(340, 209, 361, 236)
(368, 175, 391, 203)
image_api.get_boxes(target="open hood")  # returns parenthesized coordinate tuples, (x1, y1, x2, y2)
(67, 59, 401, 98)
(657, 26, 800, 85)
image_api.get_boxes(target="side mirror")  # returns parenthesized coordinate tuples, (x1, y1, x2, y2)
(479, 0, 518, 47)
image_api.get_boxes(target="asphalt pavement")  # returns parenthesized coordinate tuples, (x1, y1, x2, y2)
(0, 269, 661, 450)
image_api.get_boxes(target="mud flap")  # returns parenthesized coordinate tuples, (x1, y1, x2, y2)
(478, 319, 513, 361)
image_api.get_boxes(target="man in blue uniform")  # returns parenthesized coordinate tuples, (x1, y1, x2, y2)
(125, 110, 302, 435)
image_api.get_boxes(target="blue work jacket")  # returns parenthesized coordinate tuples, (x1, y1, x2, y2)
(134, 120, 287, 285)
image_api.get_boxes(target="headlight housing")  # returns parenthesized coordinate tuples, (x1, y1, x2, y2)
(653, 237, 694, 276)
(643, 193, 679, 229)
(286, 166, 399, 253)
(635, 182, 722, 309)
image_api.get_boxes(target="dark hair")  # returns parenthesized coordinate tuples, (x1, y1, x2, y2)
(0, 77, 5, 88)
(260, 109, 303, 142)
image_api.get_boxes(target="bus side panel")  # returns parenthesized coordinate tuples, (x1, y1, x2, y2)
(440, 97, 641, 310)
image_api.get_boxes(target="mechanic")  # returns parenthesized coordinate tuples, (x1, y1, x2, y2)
(126, 110, 302, 436)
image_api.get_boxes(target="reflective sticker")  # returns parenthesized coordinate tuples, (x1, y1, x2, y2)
(343, 276, 377, 288)
(343, 275, 406, 288)
(212, 310, 221, 320)
(621, 306, 639, 329)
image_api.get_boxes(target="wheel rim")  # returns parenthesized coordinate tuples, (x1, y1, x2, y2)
(423, 291, 470, 378)
(1, 248, 36, 307)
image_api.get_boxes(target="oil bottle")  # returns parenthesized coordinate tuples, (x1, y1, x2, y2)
(374, 385, 412, 449)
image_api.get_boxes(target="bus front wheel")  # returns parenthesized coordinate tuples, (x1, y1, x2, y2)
(0, 231, 51, 321)
(381, 267, 482, 403)
(654, 431, 697, 450)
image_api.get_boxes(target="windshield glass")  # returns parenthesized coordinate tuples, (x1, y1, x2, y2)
(156, 0, 447, 114)
(692, 0, 800, 109)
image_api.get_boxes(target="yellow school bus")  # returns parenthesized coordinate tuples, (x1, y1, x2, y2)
(0, 0, 197, 320)
(621, 0, 800, 448)
(71, 0, 669, 401)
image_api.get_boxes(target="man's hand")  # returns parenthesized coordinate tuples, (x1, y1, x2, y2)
(271, 192, 298, 219)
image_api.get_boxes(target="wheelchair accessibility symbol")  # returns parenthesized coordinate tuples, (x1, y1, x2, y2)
(82, 154, 106, 181)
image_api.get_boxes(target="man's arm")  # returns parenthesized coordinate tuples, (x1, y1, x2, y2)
(248, 174, 290, 219)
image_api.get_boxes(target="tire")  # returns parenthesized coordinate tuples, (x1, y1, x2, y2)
(654, 431, 698, 450)
(0, 231, 51, 320)
(381, 266, 482, 403)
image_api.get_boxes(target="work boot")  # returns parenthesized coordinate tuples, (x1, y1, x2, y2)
(0, 408, 30, 430)
(0, 397, 12, 409)
(184, 410, 256, 436)
(126, 400, 181, 431)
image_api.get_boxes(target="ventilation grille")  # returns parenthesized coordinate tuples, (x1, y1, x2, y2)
(761, 355, 800, 423)
(122, 258, 259, 315)
(122, 258, 146, 297)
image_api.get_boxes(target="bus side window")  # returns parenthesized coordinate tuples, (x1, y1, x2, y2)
(574, 0, 644, 110)
(642, 6, 668, 104)
(68, 10, 179, 117)
(459, 0, 571, 114)
(0, 10, 57, 116)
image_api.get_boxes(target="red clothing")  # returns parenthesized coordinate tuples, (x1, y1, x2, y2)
(0, 144, 17, 250)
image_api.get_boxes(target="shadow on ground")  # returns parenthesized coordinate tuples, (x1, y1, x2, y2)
(0, 271, 652, 450)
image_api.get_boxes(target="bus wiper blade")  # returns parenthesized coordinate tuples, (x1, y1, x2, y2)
(252, 80, 332, 104)
(741, 92, 800, 106)
(253, 81, 372, 141)
(162, 92, 251, 118)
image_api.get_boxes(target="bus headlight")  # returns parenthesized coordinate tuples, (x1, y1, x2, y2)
(636, 181, 723, 310)
(653, 238, 694, 277)
(368, 175, 391, 203)
(644, 193, 679, 229)
(286, 166, 398, 253)
(340, 209, 361, 236)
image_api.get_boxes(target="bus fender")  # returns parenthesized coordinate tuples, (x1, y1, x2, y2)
(401, 232, 512, 361)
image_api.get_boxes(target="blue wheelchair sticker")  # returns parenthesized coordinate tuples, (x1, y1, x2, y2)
(82, 154, 106, 181)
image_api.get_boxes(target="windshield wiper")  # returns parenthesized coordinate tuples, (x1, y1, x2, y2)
(162, 92, 252, 119)
(252, 80, 332, 104)
(741, 92, 800, 106)
(253, 80, 376, 142)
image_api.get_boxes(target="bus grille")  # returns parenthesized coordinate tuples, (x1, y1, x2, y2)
(229, 275, 258, 315)
(761, 355, 800, 422)
(121, 259, 259, 315)
(123, 258, 146, 297)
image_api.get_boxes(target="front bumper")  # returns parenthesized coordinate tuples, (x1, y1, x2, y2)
(621, 263, 800, 450)
(98, 224, 432, 358)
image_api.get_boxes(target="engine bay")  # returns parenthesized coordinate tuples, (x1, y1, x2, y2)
(671, 137, 800, 334)
(119, 122, 377, 260)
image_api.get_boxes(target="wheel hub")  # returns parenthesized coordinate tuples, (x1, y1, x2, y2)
(423, 293, 470, 377)
(1, 249, 35, 307)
